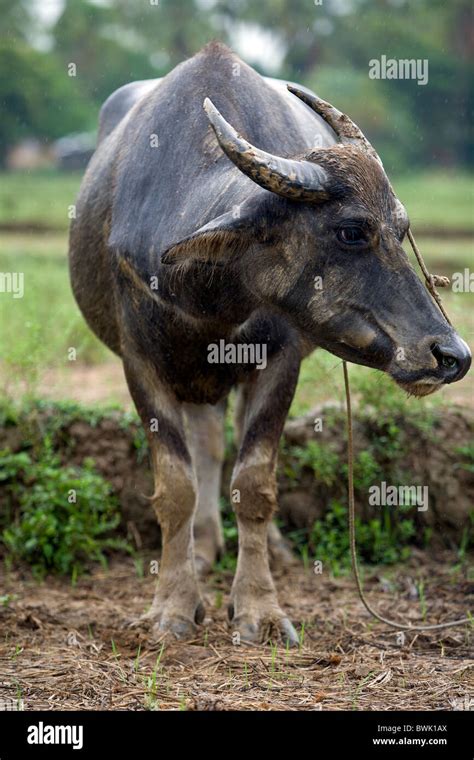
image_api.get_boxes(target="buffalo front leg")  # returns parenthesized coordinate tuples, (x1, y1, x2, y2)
(229, 349, 300, 646)
(235, 384, 297, 570)
(124, 360, 204, 640)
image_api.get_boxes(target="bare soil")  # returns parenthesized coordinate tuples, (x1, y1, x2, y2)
(0, 555, 472, 711)
(7, 362, 134, 409)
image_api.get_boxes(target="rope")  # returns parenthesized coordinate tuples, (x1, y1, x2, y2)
(343, 228, 471, 631)
(407, 229, 452, 326)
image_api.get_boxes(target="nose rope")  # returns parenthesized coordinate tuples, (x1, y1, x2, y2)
(407, 229, 452, 326)
(343, 228, 471, 631)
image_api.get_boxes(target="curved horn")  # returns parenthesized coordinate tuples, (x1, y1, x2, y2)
(203, 97, 330, 202)
(287, 85, 383, 166)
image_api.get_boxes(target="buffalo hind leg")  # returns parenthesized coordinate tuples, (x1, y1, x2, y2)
(124, 358, 204, 640)
(184, 401, 226, 576)
(229, 349, 300, 646)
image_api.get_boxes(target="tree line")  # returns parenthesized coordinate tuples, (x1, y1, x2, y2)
(0, 0, 472, 172)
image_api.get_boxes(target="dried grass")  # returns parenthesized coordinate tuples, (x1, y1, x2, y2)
(0, 552, 472, 711)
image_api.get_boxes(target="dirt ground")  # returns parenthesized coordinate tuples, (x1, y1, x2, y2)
(0, 553, 472, 711)
(1, 361, 472, 710)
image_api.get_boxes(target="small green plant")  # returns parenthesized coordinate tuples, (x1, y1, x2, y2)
(0, 442, 131, 579)
(111, 639, 127, 683)
(144, 643, 165, 709)
(11, 645, 23, 660)
(214, 551, 237, 573)
(352, 672, 374, 710)
(455, 443, 474, 474)
(351, 450, 382, 492)
(455, 511, 474, 564)
(243, 661, 250, 689)
(134, 644, 142, 673)
(131, 424, 148, 464)
(270, 642, 278, 673)
(284, 441, 340, 487)
(310, 500, 415, 575)
(299, 621, 305, 651)
(214, 498, 238, 572)
(300, 543, 309, 570)
(134, 556, 145, 578)
(416, 580, 427, 620)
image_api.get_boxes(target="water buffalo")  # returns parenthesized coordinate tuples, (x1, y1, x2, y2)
(69, 42, 471, 645)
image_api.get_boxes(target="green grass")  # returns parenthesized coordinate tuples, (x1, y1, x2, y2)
(393, 171, 474, 232)
(0, 233, 109, 392)
(0, 232, 67, 258)
(0, 169, 472, 410)
(0, 228, 472, 412)
(403, 237, 473, 270)
(0, 169, 472, 232)
(0, 171, 81, 231)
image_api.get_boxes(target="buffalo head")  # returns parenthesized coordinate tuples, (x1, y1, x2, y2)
(191, 89, 471, 396)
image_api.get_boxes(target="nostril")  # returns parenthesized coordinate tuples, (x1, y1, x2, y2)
(442, 356, 457, 369)
(431, 343, 459, 371)
(430, 338, 471, 383)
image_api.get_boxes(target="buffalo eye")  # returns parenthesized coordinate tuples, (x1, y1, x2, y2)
(337, 225, 367, 246)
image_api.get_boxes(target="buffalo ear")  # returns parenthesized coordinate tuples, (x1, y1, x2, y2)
(161, 207, 259, 265)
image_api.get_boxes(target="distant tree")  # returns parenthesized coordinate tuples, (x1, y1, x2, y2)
(112, 0, 223, 69)
(0, 0, 37, 42)
(1, 0, 471, 170)
(0, 43, 92, 165)
(323, 0, 473, 168)
(212, 0, 473, 168)
(52, 0, 156, 104)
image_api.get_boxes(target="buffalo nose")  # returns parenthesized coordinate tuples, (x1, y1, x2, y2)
(431, 337, 472, 383)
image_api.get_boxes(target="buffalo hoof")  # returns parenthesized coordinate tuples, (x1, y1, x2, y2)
(151, 615, 198, 642)
(228, 604, 299, 648)
(131, 600, 206, 642)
